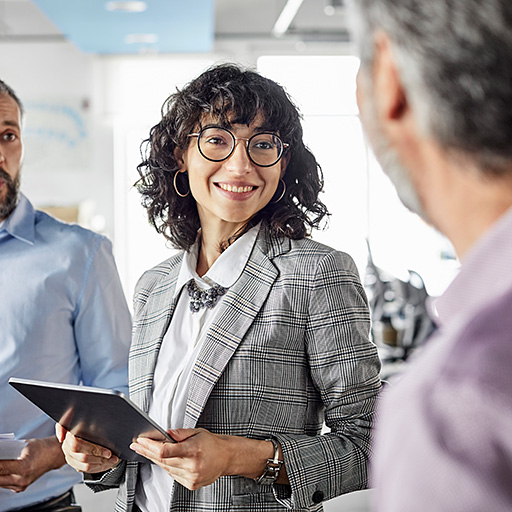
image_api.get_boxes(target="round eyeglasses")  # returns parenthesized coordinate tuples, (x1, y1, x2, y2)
(188, 126, 289, 168)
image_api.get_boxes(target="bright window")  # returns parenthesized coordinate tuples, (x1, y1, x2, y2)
(258, 55, 459, 296)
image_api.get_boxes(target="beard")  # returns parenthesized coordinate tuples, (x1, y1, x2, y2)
(370, 125, 428, 220)
(358, 72, 429, 222)
(0, 168, 20, 220)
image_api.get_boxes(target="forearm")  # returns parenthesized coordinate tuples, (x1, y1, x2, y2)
(221, 435, 289, 484)
(38, 436, 67, 471)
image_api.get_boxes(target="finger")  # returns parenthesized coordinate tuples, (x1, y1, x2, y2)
(68, 460, 111, 474)
(65, 449, 119, 468)
(128, 447, 191, 482)
(0, 460, 20, 476)
(0, 475, 16, 488)
(0, 479, 29, 493)
(62, 448, 119, 474)
(130, 438, 171, 461)
(55, 423, 66, 443)
(61, 431, 118, 473)
(167, 428, 201, 442)
(63, 431, 113, 459)
(0, 470, 29, 492)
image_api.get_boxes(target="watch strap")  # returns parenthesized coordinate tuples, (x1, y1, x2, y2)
(255, 437, 284, 485)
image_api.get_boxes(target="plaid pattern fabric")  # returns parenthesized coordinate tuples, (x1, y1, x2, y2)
(89, 230, 381, 511)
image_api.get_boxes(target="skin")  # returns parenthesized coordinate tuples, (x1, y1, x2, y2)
(0, 438, 66, 493)
(356, 31, 512, 261)
(0, 95, 67, 493)
(180, 119, 287, 275)
(57, 116, 290, 491)
(0, 93, 23, 221)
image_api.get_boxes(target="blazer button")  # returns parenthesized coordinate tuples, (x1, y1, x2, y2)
(312, 490, 324, 504)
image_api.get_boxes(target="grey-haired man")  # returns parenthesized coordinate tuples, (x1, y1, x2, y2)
(348, 1, 512, 511)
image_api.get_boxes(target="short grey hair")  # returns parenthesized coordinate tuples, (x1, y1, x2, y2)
(0, 79, 24, 117)
(348, 0, 512, 176)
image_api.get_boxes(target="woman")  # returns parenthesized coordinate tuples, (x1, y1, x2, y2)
(58, 64, 381, 512)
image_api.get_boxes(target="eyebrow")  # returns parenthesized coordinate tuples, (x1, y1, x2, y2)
(200, 122, 277, 134)
(1, 120, 20, 130)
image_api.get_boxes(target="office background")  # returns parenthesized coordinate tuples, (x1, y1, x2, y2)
(0, 1, 459, 509)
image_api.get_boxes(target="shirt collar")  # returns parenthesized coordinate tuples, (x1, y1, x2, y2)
(174, 223, 261, 297)
(1, 193, 35, 245)
(435, 205, 512, 326)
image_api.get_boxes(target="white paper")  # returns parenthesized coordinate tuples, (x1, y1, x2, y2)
(0, 433, 28, 460)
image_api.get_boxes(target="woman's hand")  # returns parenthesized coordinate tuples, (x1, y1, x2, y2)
(130, 428, 230, 490)
(130, 428, 286, 490)
(55, 423, 119, 474)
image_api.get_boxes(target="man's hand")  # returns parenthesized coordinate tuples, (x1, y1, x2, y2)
(0, 437, 65, 493)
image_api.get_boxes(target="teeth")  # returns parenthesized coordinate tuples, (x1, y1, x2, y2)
(219, 184, 254, 193)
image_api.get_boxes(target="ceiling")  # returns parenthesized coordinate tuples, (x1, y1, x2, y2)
(0, 0, 350, 55)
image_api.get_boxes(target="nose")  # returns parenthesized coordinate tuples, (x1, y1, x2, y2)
(225, 139, 253, 174)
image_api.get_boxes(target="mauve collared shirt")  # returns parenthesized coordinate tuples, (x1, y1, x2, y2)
(372, 206, 512, 512)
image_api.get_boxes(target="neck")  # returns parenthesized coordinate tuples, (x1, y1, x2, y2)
(195, 218, 248, 277)
(419, 148, 512, 260)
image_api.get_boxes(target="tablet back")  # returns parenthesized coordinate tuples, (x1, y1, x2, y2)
(9, 377, 172, 462)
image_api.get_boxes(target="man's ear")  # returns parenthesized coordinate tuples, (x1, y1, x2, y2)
(373, 31, 408, 122)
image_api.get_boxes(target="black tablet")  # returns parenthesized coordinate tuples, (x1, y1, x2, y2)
(9, 377, 174, 463)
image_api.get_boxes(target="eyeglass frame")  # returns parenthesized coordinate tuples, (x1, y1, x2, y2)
(187, 126, 289, 168)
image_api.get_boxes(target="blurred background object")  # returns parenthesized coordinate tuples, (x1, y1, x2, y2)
(365, 241, 438, 381)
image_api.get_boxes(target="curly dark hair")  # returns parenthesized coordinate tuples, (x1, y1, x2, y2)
(136, 63, 329, 251)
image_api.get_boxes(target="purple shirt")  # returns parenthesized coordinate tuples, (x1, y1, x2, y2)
(372, 206, 512, 512)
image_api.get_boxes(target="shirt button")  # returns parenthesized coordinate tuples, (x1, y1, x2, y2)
(312, 490, 324, 504)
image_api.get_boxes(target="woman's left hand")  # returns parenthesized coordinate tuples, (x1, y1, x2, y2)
(130, 428, 230, 490)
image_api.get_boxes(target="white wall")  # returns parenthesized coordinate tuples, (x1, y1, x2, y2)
(0, 41, 117, 237)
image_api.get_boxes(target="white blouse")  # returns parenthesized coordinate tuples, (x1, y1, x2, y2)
(136, 224, 260, 512)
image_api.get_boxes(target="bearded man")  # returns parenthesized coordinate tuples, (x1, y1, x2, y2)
(0, 79, 131, 512)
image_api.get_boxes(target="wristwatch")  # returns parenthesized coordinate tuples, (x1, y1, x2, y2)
(256, 437, 284, 485)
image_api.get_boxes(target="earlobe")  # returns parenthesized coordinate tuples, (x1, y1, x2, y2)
(374, 31, 408, 122)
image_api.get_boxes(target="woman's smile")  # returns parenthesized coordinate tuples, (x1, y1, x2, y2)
(215, 181, 258, 199)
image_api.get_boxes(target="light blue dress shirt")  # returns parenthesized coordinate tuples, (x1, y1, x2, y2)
(0, 194, 131, 511)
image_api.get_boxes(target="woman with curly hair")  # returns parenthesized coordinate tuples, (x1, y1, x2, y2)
(58, 63, 381, 512)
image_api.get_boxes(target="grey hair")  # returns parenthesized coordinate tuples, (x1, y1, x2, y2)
(348, 0, 512, 177)
(0, 79, 24, 117)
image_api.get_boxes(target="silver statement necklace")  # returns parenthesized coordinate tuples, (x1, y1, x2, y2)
(186, 279, 228, 313)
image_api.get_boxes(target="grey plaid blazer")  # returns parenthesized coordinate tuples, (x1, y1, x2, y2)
(89, 230, 381, 511)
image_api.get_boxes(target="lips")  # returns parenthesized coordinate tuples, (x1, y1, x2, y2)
(216, 183, 256, 194)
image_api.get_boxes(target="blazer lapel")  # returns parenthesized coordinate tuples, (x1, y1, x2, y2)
(130, 258, 182, 413)
(183, 231, 290, 428)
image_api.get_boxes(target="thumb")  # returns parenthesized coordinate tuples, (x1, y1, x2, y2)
(55, 423, 66, 443)
(167, 428, 202, 442)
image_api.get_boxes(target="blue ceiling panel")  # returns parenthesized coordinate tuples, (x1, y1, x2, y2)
(31, 0, 214, 54)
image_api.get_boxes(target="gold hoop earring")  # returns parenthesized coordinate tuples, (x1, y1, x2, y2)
(271, 179, 286, 203)
(173, 171, 190, 198)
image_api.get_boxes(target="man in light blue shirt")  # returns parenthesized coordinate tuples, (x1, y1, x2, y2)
(0, 80, 131, 511)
